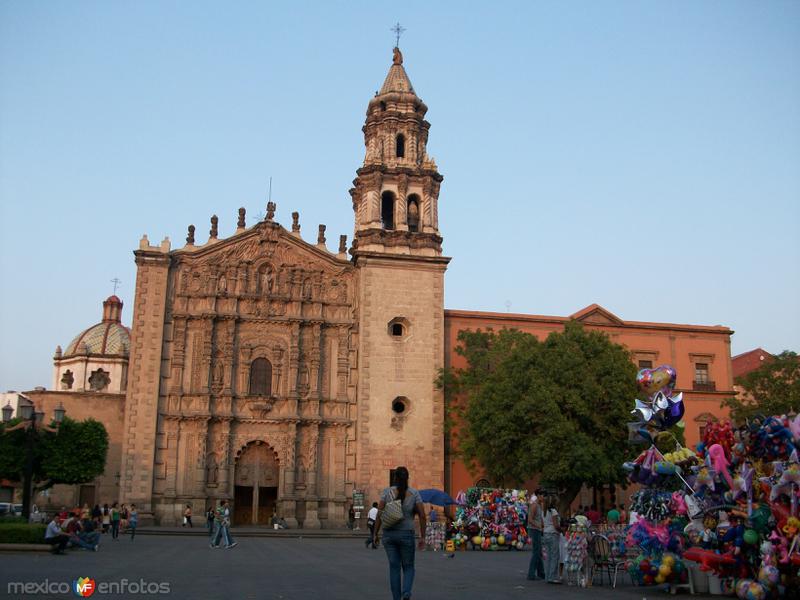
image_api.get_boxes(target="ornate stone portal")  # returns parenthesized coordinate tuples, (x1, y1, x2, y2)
(121, 217, 357, 526)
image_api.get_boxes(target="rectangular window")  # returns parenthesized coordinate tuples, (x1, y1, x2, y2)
(695, 363, 709, 384)
(638, 360, 653, 369)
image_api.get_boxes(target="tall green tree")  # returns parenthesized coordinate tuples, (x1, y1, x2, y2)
(724, 350, 800, 422)
(0, 417, 108, 489)
(441, 321, 637, 510)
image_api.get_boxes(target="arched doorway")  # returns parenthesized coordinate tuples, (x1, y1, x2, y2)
(233, 441, 279, 525)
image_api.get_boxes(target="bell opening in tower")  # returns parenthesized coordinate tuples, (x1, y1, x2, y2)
(396, 134, 405, 158)
(407, 195, 420, 233)
(381, 191, 396, 230)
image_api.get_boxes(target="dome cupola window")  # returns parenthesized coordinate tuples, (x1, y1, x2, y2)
(88, 368, 110, 392)
(60, 370, 74, 390)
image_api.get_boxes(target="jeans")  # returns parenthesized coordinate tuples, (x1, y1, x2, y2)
(366, 521, 376, 547)
(543, 532, 560, 582)
(79, 531, 101, 546)
(212, 523, 233, 547)
(382, 529, 415, 600)
(527, 528, 545, 579)
(111, 520, 120, 539)
(69, 535, 95, 550)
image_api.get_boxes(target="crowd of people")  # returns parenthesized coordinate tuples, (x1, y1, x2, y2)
(44, 502, 138, 554)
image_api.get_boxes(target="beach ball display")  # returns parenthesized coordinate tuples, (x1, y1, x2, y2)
(757, 565, 780, 588)
(736, 580, 766, 600)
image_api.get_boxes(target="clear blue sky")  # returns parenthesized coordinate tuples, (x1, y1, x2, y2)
(1, 1, 798, 391)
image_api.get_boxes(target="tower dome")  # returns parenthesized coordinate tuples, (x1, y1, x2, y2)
(63, 295, 130, 358)
(54, 296, 130, 393)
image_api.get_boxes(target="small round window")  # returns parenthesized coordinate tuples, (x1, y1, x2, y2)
(387, 317, 410, 339)
(392, 398, 407, 414)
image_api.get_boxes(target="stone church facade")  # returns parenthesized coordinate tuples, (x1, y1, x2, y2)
(117, 47, 447, 526)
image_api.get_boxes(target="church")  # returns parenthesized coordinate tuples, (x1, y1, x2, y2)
(23, 47, 735, 525)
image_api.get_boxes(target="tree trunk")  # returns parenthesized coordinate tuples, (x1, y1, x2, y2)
(557, 481, 583, 516)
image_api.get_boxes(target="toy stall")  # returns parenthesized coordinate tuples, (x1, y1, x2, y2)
(448, 488, 530, 551)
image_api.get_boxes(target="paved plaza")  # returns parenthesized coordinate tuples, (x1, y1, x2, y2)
(0, 534, 674, 600)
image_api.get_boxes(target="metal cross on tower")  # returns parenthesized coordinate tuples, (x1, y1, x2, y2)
(111, 278, 121, 294)
(391, 22, 406, 47)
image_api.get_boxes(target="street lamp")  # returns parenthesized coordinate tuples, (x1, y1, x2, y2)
(1, 401, 66, 521)
(19, 402, 33, 421)
(54, 403, 65, 424)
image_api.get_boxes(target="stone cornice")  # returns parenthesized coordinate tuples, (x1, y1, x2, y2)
(352, 250, 451, 268)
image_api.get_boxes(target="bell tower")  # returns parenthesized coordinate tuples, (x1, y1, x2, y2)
(350, 46, 443, 255)
(351, 47, 450, 499)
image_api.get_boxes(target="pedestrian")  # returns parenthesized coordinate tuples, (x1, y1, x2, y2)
(102, 503, 110, 533)
(526, 492, 545, 580)
(183, 504, 193, 527)
(91, 504, 102, 528)
(110, 502, 121, 540)
(542, 495, 562, 584)
(374, 466, 427, 600)
(365, 502, 379, 549)
(348, 505, 356, 529)
(121, 503, 129, 533)
(210, 499, 237, 549)
(128, 504, 138, 541)
(44, 514, 69, 554)
(206, 506, 215, 536)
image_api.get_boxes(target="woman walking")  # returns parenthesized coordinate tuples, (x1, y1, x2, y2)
(110, 502, 121, 540)
(183, 504, 193, 527)
(375, 466, 427, 600)
(542, 496, 562, 584)
(206, 506, 215, 537)
(129, 505, 138, 541)
(101, 504, 110, 534)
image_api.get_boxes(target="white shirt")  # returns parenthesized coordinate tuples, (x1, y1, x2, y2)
(45, 521, 62, 539)
(367, 507, 378, 521)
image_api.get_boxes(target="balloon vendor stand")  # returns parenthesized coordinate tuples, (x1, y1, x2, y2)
(618, 364, 800, 597)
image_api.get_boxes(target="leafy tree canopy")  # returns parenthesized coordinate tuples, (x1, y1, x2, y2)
(441, 320, 638, 508)
(724, 350, 800, 422)
(0, 417, 108, 488)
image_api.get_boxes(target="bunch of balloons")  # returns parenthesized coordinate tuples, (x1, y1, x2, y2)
(630, 365, 685, 433)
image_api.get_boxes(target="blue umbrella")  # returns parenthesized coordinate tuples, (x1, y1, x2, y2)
(418, 489, 459, 506)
